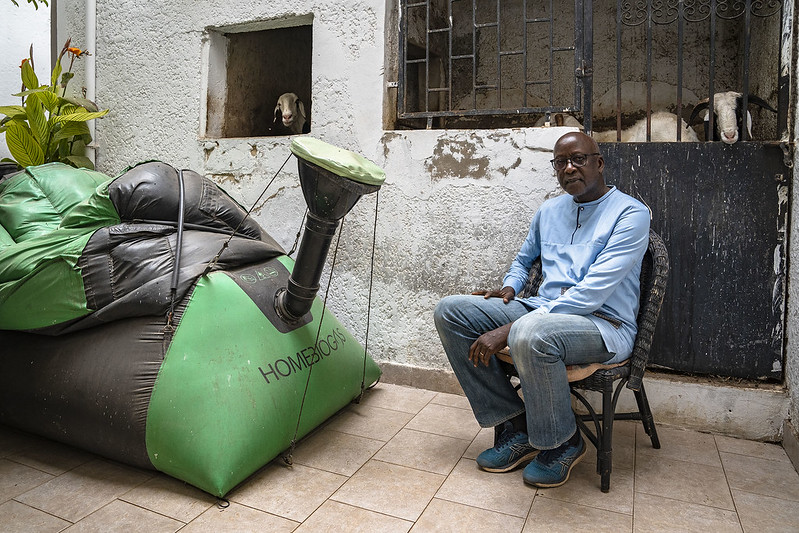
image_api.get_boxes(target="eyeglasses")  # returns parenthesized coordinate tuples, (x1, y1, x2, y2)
(550, 153, 600, 171)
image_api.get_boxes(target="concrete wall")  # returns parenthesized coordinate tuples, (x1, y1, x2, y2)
(53, 1, 797, 442)
(55, 0, 568, 373)
(0, 2, 51, 161)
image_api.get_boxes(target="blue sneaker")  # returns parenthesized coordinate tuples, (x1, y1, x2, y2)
(522, 431, 586, 488)
(476, 422, 538, 473)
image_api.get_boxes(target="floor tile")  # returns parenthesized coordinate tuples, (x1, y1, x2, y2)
(405, 403, 482, 441)
(331, 459, 445, 521)
(295, 500, 412, 533)
(325, 403, 414, 442)
(7, 437, 94, 476)
(524, 496, 632, 533)
(720, 451, 799, 501)
(119, 473, 216, 523)
(0, 499, 70, 533)
(636, 424, 721, 467)
(359, 383, 436, 414)
(732, 489, 799, 533)
(463, 427, 494, 460)
(632, 492, 741, 533)
(0, 459, 54, 503)
(63, 499, 183, 532)
(179, 501, 298, 533)
(411, 497, 525, 533)
(229, 462, 347, 522)
(634, 455, 734, 510)
(429, 392, 472, 410)
(435, 458, 535, 517)
(715, 435, 792, 463)
(539, 457, 634, 515)
(15, 458, 152, 522)
(583, 419, 637, 471)
(374, 428, 471, 475)
(290, 427, 384, 476)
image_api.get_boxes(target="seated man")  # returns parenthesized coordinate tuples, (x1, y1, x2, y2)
(434, 131, 650, 488)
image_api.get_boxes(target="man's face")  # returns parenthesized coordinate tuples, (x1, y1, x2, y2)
(552, 133, 606, 203)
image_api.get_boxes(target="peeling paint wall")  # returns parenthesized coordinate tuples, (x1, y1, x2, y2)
(55, 0, 573, 373)
(786, 0, 799, 435)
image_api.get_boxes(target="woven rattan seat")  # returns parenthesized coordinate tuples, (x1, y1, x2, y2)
(497, 228, 669, 492)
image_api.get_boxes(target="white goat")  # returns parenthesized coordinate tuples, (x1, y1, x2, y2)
(592, 112, 699, 142)
(274, 92, 307, 135)
(688, 91, 776, 144)
(533, 113, 584, 129)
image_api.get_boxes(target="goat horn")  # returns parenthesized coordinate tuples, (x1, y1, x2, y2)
(688, 101, 710, 125)
(746, 94, 777, 113)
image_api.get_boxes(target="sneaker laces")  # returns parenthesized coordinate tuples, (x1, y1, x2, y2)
(495, 422, 522, 449)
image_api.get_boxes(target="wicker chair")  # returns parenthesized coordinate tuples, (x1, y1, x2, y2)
(496, 228, 669, 492)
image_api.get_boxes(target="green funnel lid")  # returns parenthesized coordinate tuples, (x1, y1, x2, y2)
(290, 137, 386, 186)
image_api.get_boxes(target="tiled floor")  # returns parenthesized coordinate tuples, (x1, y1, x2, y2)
(2, 382, 799, 532)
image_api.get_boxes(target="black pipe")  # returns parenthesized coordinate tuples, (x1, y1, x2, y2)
(275, 158, 380, 323)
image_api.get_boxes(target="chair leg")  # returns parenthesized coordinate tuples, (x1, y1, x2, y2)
(599, 386, 614, 493)
(634, 383, 660, 449)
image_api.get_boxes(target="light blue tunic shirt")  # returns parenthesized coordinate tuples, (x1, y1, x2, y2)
(502, 186, 650, 363)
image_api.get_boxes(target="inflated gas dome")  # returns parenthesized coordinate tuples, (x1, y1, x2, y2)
(0, 139, 385, 496)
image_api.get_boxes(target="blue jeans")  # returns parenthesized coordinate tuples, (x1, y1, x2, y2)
(434, 295, 613, 449)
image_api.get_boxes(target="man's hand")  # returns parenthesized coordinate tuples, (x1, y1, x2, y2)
(472, 286, 516, 303)
(469, 323, 513, 367)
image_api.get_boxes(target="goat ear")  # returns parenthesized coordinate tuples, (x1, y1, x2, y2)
(688, 101, 709, 125)
(274, 105, 281, 123)
(296, 99, 306, 119)
(746, 94, 777, 113)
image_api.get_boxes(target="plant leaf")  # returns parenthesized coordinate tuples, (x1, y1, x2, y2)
(54, 109, 109, 124)
(64, 155, 94, 170)
(25, 93, 49, 147)
(20, 59, 39, 91)
(50, 57, 62, 88)
(5, 122, 44, 167)
(37, 91, 60, 113)
(51, 121, 90, 143)
(62, 96, 100, 113)
(0, 105, 26, 119)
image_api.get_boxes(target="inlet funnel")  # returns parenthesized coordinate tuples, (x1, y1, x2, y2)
(275, 137, 385, 322)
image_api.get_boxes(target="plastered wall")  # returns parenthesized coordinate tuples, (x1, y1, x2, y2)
(56, 0, 569, 372)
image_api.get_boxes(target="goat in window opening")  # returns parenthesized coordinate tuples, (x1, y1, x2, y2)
(274, 92, 309, 135)
(688, 91, 777, 144)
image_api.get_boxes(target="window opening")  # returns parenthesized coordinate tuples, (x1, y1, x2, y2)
(205, 18, 313, 138)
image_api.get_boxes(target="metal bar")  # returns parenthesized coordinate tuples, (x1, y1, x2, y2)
(708, 0, 716, 140)
(472, 0, 477, 110)
(616, 0, 622, 140)
(583, 0, 593, 131)
(399, 105, 578, 119)
(448, 0, 453, 113)
(398, 0, 407, 115)
(646, 0, 653, 141)
(425, 0, 430, 113)
(523, 0, 528, 107)
(741, 0, 752, 141)
(574, 0, 583, 116)
(778, 0, 792, 140)
(676, 0, 684, 140)
(496, 0, 501, 108)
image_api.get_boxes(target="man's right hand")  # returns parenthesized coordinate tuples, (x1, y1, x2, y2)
(472, 286, 516, 304)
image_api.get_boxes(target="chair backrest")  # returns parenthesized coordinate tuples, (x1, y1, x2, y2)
(517, 229, 670, 391)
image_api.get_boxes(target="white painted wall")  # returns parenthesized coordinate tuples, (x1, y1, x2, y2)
(54, 0, 569, 373)
(0, 1, 51, 161)
(52, 0, 798, 441)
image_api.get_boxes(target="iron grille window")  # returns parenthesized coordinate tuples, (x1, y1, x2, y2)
(397, 0, 588, 129)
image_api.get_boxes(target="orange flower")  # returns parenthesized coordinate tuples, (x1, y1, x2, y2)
(66, 47, 83, 57)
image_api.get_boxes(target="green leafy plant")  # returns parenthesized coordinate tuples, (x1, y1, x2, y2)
(0, 38, 109, 170)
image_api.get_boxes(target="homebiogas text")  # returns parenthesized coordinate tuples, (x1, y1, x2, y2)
(258, 328, 348, 384)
